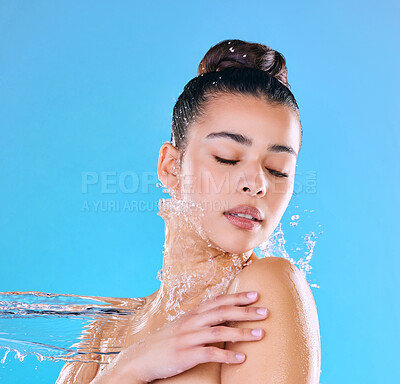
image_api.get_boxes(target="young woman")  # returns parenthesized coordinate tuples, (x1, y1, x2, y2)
(56, 39, 321, 384)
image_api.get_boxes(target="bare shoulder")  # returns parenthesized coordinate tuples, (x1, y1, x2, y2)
(55, 319, 103, 384)
(229, 255, 313, 292)
(223, 256, 321, 384)
(56, 293, 154, 383)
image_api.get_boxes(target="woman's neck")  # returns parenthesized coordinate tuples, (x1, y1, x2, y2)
(150, 197, 254, 321)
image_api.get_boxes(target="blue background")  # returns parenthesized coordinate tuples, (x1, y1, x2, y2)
(0, 1, 398, 383)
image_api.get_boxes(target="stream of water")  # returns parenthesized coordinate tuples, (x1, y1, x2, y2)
(1, 204, 322, 368)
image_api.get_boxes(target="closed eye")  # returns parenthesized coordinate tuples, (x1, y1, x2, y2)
(267, 169, 288, 178)
(214, 156, 288, 178)
(214, 156, 238, 165)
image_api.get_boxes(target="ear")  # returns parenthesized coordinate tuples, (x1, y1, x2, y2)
(157, 142, 181, 191)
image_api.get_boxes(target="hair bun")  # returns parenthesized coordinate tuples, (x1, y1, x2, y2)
(197, 39, 290, 88)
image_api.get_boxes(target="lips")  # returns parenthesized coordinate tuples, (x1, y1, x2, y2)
(224, 205, 264, 222)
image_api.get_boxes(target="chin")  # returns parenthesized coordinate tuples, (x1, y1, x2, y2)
(206, 231, 257, 255)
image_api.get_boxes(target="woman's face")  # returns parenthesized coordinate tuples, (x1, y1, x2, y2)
(173, 93, 301, 254)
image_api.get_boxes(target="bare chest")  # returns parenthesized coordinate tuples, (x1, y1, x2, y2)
(97, 314, 223, 384)
(152, 347, 222, 384)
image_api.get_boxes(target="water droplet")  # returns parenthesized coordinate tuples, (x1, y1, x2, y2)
(1, 348, 10, 364)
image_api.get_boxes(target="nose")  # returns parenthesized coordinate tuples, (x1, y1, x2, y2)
(237, 168, 268, 198)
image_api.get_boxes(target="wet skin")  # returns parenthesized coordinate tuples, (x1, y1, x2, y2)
(56, 94, 320, 384)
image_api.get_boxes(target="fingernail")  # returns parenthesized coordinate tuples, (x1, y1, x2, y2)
(246, 291, 257, 299)
(236, 353, 245, 361)
(251, 328, 262, 337)
(256, 308, 267, 316)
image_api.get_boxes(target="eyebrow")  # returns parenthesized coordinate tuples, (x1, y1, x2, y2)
(204, 131, 298, 157)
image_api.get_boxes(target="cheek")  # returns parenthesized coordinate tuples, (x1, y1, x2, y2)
(269, 176, 293, 195)
(180, 157, 227, 201)
(268, 169, 294, 197)
(265, 180, 293, 225)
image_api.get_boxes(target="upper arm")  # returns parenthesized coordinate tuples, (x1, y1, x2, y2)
(56, 361, 100, 384)
(55, 319, 103, 384)
(221, 257, 321, 384)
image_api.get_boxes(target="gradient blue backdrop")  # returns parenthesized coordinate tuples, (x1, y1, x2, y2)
(1, 1, 399, 383)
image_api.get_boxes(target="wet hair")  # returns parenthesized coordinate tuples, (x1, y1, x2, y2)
(170, 39, 302, 163)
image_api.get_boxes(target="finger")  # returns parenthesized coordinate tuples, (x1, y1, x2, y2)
(193, 291, 259, 315)
(181, 325, 264, 347)
(191, 304, 269, 328)
(185, 346, 247, 365)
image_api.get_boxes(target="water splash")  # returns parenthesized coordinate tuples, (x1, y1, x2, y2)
(256, 205, 322, 289)
(155, 184, 250, 322)
(0, 292, 146, 364)
(1, 181, 323, 371)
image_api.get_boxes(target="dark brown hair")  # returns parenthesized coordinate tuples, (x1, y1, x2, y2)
(171, 39, 302, 162)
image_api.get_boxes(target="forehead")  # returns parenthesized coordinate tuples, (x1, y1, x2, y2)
(191, 93, 300, 150)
